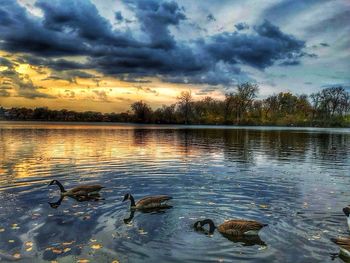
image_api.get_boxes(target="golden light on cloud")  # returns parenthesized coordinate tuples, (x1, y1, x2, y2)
(0, 51, 225, 113)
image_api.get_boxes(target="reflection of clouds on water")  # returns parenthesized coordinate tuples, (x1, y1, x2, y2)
(0, 123, 350, 262)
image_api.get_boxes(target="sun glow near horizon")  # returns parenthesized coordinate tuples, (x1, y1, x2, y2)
(0, 52, 225, 113)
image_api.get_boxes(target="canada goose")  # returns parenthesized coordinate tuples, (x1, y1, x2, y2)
(343, 207, 350, 231)
(122, 193, 172, 210)
(331, 237, 350, 259)
(194, 218, 267, 236)
(48, 180, 104, 197)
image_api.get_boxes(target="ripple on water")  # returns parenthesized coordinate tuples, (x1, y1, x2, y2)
(0, 123, 350, 263)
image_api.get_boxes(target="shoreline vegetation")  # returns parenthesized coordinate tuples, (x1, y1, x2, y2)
(1, 83, 349, 127)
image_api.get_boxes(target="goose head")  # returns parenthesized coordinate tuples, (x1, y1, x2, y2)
(123, 193, 131, 202)
(193, 219, 215, 234)
(48, 180, 58, 186)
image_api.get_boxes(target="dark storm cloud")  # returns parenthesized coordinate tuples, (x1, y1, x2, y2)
(234, 22, 249, 31)
(206, 20, 306, 69)
(124, 0, 186, 49)
(43, 70, 96, 83)
(0, 0, 310, 87)
(115, 11, 124, 21)
(207, 14, 216, 22)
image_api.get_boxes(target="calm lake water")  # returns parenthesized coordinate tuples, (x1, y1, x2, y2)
(0, 121, 350, 263)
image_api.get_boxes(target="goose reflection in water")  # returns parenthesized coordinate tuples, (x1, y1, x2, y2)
(48, 193, 103, 209)
(123, 206, 173, 224)
(195, 227, 267, 247)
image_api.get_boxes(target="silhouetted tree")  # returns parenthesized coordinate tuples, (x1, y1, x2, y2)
(131, 101, 153, 123)
(177, 91, 193, 124)
(1, 84, 349, 127)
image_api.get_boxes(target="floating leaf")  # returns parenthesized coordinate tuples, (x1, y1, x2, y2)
(77, 259, 90, 263)
(11, 223, 20, 230)
(259, 204, 268, 209)
(13, 253, 21, 259)
(91, 243, 102, 250)
(63, 247, 71, 253)
(74, 212, 85, 216)
(25, 241, 33, 247)
(52, 248, 63, 254)
(62, 241, 75, 246)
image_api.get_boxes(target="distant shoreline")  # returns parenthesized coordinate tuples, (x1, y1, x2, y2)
(1, 85, 349, 128)
(1, 120, 349, 129)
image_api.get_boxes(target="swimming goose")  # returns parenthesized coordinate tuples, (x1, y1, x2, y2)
(122, 193, 172, 210)
(343, 207, 350, 231)
(194, 218, 267, 236)
(331, 237, 350, 258)
(48, 180, 104, 197)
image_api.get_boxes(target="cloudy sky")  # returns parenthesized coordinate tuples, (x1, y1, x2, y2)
(0, 0, 349, 112)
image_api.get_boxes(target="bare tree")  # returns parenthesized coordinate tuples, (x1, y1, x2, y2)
(131, 100, 153, 123)
(177, 91, 193, 124)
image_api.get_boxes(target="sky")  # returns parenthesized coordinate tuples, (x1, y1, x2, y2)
(0, 0, 349, 113)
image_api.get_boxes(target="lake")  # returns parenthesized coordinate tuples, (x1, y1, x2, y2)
(0, 121, 350, 263)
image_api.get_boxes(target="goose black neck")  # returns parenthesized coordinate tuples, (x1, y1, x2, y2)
(55, 180, 66, 193)
(202, 219, 216, 234)
(129, 194, 136, 207)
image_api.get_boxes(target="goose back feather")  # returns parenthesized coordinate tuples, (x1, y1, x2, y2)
(136, 195, 172, 209)
(218, 220, 267, 235)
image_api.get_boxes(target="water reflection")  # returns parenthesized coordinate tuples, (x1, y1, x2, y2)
(48, 194, 103, 209)
(0, 122, 349, 262)
(123, 207, 173, 224)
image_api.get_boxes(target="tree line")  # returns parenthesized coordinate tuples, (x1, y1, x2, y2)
(1, 83, 349, 127)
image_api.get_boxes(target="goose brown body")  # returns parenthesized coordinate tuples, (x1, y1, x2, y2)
(331, 237, 350, 257)
(64, 185, 104, 197)
(135, 195, 172, 209)
(217, 220, 267, 235)
(194, 218, 267, 236)
(123, 193, 172, 210)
